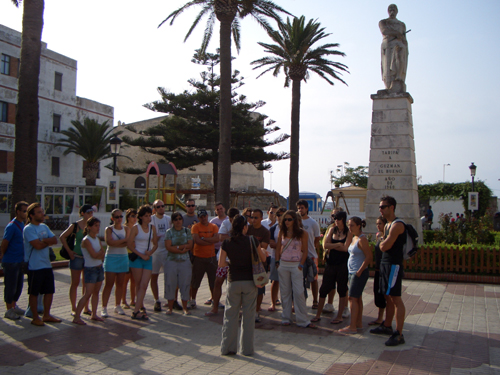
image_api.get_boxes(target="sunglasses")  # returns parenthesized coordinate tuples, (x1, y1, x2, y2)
(187, 205, 195, 208)
(85, 209, 94, 213)
(284, 218, 293, 222)
(155, 205, 165, 208)
(173, 217, 183, 221)
(379, 205, 389, 210)
(251, 216, 260, 220)
(113, 215, 123, 219)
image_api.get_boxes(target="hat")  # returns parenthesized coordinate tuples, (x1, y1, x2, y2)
(80, 204, 93, 214)
(197, 209, 208, 217)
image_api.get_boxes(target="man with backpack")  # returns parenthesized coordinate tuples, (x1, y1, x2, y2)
(370, 196, 406, 346)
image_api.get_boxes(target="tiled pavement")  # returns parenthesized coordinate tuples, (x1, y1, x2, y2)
(1, 268, 499, 374)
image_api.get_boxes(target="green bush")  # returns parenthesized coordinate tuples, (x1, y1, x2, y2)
(432, 213, 494, 245)
(423, 230, 435, 244)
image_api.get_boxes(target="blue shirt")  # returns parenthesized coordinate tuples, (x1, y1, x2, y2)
(23, 223, 55, 270)
(2, 219, 25, 263)
(347, 235, 366, 273)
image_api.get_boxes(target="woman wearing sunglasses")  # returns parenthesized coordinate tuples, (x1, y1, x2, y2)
(275, 210, 316, 328)
(100, 209, 130, 317)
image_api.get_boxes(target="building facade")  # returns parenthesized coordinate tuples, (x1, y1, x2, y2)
(0, 24, 114, 224)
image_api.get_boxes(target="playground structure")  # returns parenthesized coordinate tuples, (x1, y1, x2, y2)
(321, 190, 351, 215)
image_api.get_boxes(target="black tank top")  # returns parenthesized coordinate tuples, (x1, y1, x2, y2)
(381, 218, 406, 265)
(326, 236, 348, 266)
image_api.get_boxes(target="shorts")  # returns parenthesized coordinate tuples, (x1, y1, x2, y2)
(319, 263, 348, 298)
(69, 255, 84, 271)
(191, 256, 217, 290)
(84, 265, 105, 284)
(216, 266, 228, 279)
(152, 251, 168, 274)
(379, 263, 403, 297)
(129, 256, 153, 270)
(348, 268, 369, 298)
(27, 268, 55, 296)
(269, 257, 279, 281)
(258, 256, 271, 295)
(103, 254, 129, 273)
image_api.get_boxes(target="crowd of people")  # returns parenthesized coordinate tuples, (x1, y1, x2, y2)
(1, 195, 408, 355)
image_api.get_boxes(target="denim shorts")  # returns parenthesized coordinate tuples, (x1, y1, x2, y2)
(69, 256, 84, 271)
(84, 265, 104, 284)
(348, 268, 369, 298)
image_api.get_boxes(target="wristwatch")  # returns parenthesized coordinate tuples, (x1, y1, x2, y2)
(298, 263, 304, 269)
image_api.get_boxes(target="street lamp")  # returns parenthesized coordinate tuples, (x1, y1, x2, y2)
(110, 135, 122, 176)
(469, 162, 476, 192)
(443, 163, 450, 182)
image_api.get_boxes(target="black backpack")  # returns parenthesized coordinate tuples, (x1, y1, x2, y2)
(393, 219, 419, 260)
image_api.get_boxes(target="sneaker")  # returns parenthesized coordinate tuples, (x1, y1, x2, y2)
(385, 331, 405, 346)
(189, 300, 196, 309)
(12, 306, 25, 315)
(172, 301, 183, 311)
(5, 308, 20, 320)
(114, 305, 126, 315)
(101, 307, 109, 318)
(342, 306, 350, 318)
(370, 323, 394, 335)
(323, 303, 335, 313)
(154, 301, 162, 312)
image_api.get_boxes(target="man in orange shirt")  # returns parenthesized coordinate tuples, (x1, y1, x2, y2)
(190, 210, 219, 308)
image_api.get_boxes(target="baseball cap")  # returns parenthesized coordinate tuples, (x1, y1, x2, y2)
(197, 209, 208, 217)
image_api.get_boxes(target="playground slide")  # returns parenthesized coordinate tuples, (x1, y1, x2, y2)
(175, 195, 187, 212)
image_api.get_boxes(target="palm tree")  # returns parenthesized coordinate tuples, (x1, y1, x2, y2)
(251, 16, 348, 205)
(160, 0, 291, 208)
(56, 118, 121, 186)
(10, 0, 45, 217)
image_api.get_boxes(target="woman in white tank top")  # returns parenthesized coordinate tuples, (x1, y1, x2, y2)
(100, 209, 130, 318)
(127, 205, 158, 320)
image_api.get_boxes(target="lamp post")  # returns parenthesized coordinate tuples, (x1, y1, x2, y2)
(443, 163, 450, 182)
(110, 135, 122, 176)
(469, 162, 476, 192)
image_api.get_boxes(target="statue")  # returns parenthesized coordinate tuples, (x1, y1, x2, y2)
(379, 4, 408, 93)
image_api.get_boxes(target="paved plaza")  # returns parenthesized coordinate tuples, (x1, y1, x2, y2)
(1, 268, 499, 375)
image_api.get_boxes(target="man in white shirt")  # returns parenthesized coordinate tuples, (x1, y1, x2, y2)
(151, 200, 171, 312)
(261, 204, 281, 311)
(296, 199, 321, 309)
(210, 202, 228, 255)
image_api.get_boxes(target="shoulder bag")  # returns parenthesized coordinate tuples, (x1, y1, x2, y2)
(250, 235, 269, 287)
(60, 222, 79, 260)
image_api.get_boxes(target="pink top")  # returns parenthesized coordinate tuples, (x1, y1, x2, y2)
(280, 236, 303, 262)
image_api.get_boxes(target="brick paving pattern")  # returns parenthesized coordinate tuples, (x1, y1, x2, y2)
(1, 268, 499, 374)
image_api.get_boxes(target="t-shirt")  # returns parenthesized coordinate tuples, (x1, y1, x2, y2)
(182, 214, 198, 228)
(81, 235, 103, 268)
(210, 216, 227, 251)
(261, 218, 277, 257)
(301, 217, 321, 259)
(152, 215, 171, 253)
(165, 227, 192, 261)
(23, 223, 55, 270)
(219, 219, 232, 236)
(2, 219, 25, 263)
(191, 222, 218, 258)
(247, 226, 270, 252)
(221, 236, 253, 282)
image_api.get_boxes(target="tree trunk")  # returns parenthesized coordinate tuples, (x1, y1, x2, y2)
(212, 153, 218, 198)
(215, 11, 235, 209)
(289, 78, 301, 206)
(10, 0, 45, 217)
(84, 162, 99, 186)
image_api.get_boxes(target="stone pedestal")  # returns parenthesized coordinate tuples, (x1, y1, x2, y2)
(365, 91, 423, 240)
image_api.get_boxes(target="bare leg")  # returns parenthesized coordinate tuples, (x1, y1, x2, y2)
(69, 269, 81, 313)
(210, 277, 225, 314)
(74, 283, 95, 323)
(384, 295, 395, 328)
(356, 296, 363, 328)
(333, 296, 348, 322)
(313, 296, 326, 320)
(256, 294, 263, 312)
(90, 282, 103, 321)
(391, 296, 405, 333)
(150, 273, 160, 301)
(114, 273, 125, 307)
(29, 295, 42, 322)
(130, 272, 136, 305)
(270, 281, 280, 309)
(311, 280, 319, 306)
(376, 307, 385, 323)
(101, 272, 116, 308)
(42, 294, 54, 320)
(348, 297, 359, 331)
(327, 289, 335, 305)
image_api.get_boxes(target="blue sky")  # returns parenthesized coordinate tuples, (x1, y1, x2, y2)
(2, 0, 499, 201)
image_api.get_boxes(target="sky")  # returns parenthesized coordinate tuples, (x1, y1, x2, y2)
(1, 0, 500, 201)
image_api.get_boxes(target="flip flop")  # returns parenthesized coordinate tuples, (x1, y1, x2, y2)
(338, 327, 357, 334)
(31, 319, 45, 326)
(204, 311, 217, 317)
(72, 319, 86, 325)
(312, 303, 319, 310)
(305, 323, 317, 329)
(83, 311, 92, 316)
(183, 311, 192, 316)
(43, 316, 62, 323)
(276, 300, 281, 306)
(204, 299, 213, 305)
(165, 310, 173, 315)
(91, 316, 105, 322)
(368, 320, 383, 326)
(310, 317, 321, 322)
(330, 319, 343, 324)
(268, 306, 276, 312)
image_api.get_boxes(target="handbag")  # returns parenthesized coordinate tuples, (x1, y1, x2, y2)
(60, 222, 78, 260)
(250, 235, 269, 287)
(129, 225, 151, 262)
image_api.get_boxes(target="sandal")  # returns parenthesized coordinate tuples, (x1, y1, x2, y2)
(205, 311, 217, 317)
(268, 306, 276, 312)
(183, 310, 192, 316)
(276, 300, 281, 306)
(204, 299, 213, 305)
(312, 302, 319, 310)
(91, 316, 105, 322)
(310, 317, 321, 323)
(305, 323, 317, 329)
(368, 320, 383, 326)
(330, 319, 343, 324)
(131, 311, 149, 320)
(338, 327, 357, 334)
(165, 310, 173, 315)
(72, 319, 86, 325)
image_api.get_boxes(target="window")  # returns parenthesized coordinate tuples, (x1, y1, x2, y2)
(1, 54, 10, 75)
(0, 151, 14, 173)
(0, 101, 7, 123)
(54, 72, 62, 91)
(51, 157, 60, 177)
(52, 114, 61, 132)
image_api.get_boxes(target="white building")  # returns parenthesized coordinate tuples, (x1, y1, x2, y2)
(0, 24, 114, 222)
